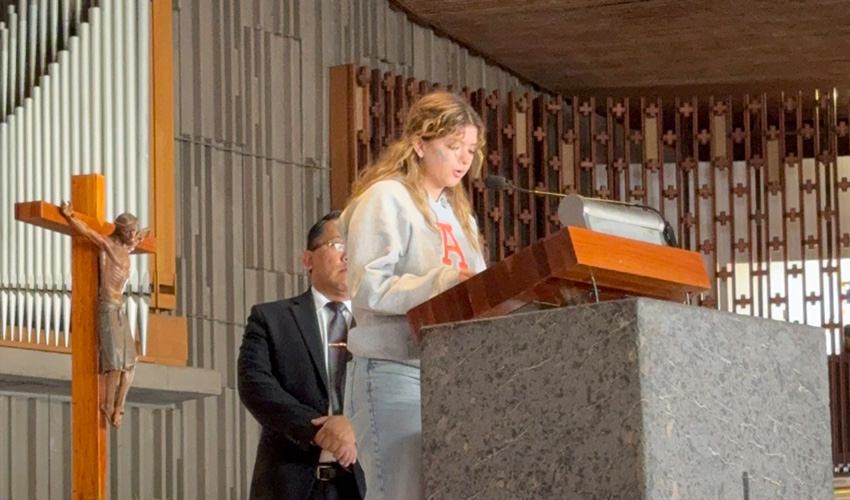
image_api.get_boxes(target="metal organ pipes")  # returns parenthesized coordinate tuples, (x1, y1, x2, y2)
(0, 0, 152, 353)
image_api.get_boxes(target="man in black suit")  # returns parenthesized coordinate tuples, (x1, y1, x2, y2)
(238, 211, 364, 500)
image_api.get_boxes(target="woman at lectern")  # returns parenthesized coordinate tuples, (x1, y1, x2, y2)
(341, 91, 488, 500)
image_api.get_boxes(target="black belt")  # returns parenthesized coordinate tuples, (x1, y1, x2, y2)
(315, 463, 351, 482)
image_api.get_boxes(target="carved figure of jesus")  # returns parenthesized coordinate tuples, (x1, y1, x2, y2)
(60, 201, 150, 426)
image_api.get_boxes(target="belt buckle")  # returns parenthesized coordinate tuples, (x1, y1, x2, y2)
(315, 464, 335, 481)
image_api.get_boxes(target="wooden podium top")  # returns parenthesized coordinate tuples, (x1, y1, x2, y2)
(407, 226, 711, 338)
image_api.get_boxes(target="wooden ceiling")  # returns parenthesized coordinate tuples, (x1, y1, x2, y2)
(391, 0, 850, 97)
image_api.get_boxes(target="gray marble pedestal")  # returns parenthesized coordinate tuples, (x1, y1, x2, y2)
(420, 298, 831, 500)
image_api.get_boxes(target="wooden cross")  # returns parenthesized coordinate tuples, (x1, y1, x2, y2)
(487, 150, 502, 167)
(595, 131, 609, 144)
(734, 294, 751, 308)
(630, 130, 643, 144)
(784, 97, 797, 111)
(518, 154, 532, 169)
(612, 158, 626, 172)
(766, 125, 781, 140)
(533, 126, 546, 142)
(786, 208, 801, 222)
(716, 266, 733, 280)
(515, 96, 529, 113)
(488, 205, 503, 222)
(611, 102, 626, 118)
(769, 293, 786, 306)
(644, 103, 659, 118)
(645, 159, 661, 173)
(356, 66, 371, 87)
(732, 183, 748, 198)
(14, 174, 155, 500)
(381, 71, 395, 91)
(731, 127, 746, 143)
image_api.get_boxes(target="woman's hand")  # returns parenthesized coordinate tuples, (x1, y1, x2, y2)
(458, 269, 476, 283)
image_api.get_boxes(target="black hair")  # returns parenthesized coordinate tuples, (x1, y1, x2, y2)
(306, 210, 342, 251)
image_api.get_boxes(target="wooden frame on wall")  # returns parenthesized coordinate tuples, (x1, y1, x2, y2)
(329, 64, 370, 209)
(150, 0, 176, 310)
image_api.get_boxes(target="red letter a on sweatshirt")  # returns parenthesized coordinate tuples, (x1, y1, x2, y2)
(437, 222, 469, 270)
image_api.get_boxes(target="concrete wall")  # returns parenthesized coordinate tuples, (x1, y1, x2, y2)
(0, 1, 528, 498)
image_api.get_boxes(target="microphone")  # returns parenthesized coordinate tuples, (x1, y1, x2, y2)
(484, 175, 565, 198)
(484, 175, 678, 247)
(483, 174, 507, 191)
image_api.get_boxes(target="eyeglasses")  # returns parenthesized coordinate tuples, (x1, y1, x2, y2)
(313, 240, 345, 252)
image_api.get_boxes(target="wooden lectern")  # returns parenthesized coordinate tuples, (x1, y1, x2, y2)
(407, 226, 711, 338)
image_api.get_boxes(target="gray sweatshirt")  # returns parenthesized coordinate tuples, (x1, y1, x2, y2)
(341, 179, 487, 365)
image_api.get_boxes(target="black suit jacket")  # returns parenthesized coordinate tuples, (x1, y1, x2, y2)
(237, 289, 365, 500)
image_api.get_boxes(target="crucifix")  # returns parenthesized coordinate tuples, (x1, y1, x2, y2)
(14, 173, 155, 500)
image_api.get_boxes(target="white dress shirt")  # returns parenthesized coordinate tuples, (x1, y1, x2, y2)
(310, 286, 353, 463)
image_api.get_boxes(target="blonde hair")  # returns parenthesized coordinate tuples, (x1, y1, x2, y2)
(347, 91, 485, 253)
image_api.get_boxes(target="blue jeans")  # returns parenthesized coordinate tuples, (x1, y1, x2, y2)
(344, 356, 422, 500)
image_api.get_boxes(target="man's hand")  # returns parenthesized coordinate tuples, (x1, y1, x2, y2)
(59, 201, 73, 219)
(311, 415, 357, 467)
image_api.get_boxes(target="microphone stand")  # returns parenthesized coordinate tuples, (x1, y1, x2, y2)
(504, 182, 566, 198)
(503, 180, 679, 247)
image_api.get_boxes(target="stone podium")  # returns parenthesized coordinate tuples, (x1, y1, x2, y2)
(420, 298, 832, 500)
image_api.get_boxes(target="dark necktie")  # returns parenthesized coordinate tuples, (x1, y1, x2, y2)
(326, 301, 349, 415)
